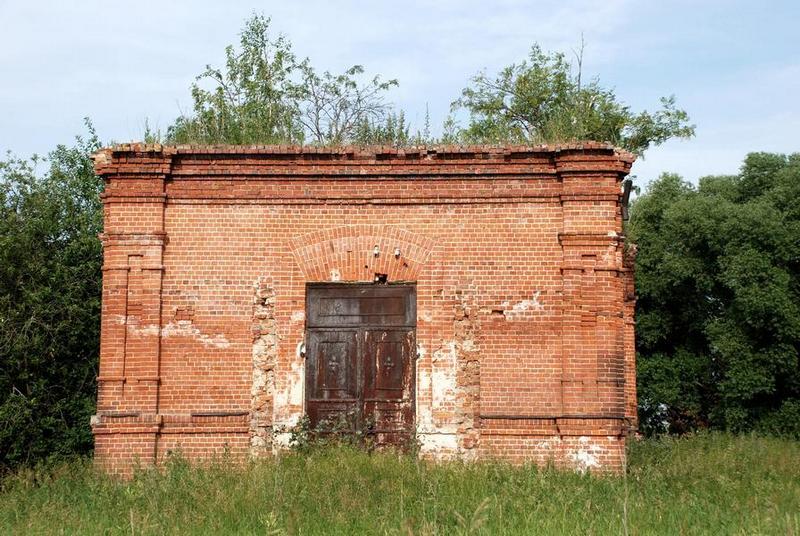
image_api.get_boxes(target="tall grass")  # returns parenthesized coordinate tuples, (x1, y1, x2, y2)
(1, 433, 798, 535)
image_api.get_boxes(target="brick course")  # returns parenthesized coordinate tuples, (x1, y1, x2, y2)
(92, 143, 637, 475)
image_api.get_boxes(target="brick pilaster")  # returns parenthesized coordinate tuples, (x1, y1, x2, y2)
(92, 150, 169, 474)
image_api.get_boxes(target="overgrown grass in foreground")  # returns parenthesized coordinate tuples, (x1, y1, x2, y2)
(1, 433, 798, 535)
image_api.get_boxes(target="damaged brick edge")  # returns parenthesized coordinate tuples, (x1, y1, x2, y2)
(250, 277, 278, 456)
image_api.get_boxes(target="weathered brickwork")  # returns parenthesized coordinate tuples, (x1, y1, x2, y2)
(92, 143, 637, 475)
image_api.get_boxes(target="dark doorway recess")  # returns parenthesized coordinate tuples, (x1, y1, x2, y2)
(305, 283, 416, 448)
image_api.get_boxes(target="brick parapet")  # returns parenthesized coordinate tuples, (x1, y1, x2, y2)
(94, 142, 633, 178)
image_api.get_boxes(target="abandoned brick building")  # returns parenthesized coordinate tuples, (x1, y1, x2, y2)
(91, 143, 637, 474)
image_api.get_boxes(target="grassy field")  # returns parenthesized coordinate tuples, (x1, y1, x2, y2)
(1, 433, 798, 535)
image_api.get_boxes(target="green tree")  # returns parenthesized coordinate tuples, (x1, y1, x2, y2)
(167, 15, 303, 144)
(629, 154, 800, 436)
(452, 44, 695, 154)
(352, 110, 410, 146)
(297, 63, 399, 145)
(0, 122, 103, 470)
(167, 14, 401, 146)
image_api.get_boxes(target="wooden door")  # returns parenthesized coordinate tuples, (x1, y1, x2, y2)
(305, 328, 360, 431)
(305, 283, 416, 447)
(362, 328, 415, 447)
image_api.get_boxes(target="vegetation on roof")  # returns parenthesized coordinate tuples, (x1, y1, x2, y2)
(151, 15, 694, 155)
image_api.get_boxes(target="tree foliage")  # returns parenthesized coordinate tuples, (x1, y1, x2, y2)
(297, 63, 399, 145)
(452, 44, 695, 154)
(167, 14, 403, 146)
(629, 153, 800, 436)
(167, 15, 302, 144)
(166, 16, 694, 154)
(0, 122, 103, 470)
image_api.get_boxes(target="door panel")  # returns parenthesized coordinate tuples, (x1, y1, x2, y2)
(364, 329, 413, 398)
(305, 329, 359, 429)
(363, 329, 415, 447)
(306, 285, 416, 328)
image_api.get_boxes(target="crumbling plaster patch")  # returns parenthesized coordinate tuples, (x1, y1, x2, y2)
(511, 291, 544, 312)
(566, 436, 604, 473)
(453, 290, 481, 457)
(250, 277, 278, 455)
(418, 283, 481, 460)
(273, 361, 304, 419)
(113, 314, 231, 348)
(271, 344, 305, 452)
(162, 322, 231, 349)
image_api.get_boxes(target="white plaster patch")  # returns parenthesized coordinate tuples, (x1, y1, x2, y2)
(567, 436, 603, 473)
(288, 360, 304, 406)
(126, 323, 161, 336)
(416, 356, 432, 429)
(535, 439, 557, 450)
(416, 343, 460, 437)
(251, 433, 270, 450)
(161, 321, 231, 349)
(460, 339, 477, 352)
(330, 268, 341, 281)
(273, 393, 290, 419)
(272, 432, 294, 450)
(291, 310, 305, 322)
(419, 310, 433, 322)
(417, 432, 459, 459)
(431, 342, 458, 412)
(273, 359, 305, 433)
(521, 437, 561, 466)
(114, 315, 163, 336)
(511, 291, 543, 312)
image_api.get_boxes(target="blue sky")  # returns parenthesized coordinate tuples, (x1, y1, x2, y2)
(1, 0, 798, 186)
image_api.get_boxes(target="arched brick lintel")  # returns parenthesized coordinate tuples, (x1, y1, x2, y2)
(289, 225, 434, 283)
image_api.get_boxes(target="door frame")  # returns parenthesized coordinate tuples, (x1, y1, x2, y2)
(303, 282, 417, 445)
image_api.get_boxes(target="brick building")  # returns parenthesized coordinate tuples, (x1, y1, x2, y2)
(91, 143, 637, 474)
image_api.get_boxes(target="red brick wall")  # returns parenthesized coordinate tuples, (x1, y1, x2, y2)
(92, 143, 636, 475)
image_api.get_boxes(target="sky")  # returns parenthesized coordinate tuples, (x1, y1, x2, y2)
(1, 0, 798, 187)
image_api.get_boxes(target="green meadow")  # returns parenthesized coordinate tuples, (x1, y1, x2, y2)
(1, 433, 798, 535)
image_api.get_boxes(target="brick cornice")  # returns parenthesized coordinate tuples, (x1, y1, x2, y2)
(93, 142, 635, 179)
